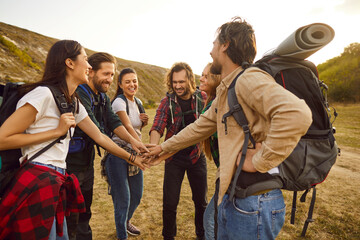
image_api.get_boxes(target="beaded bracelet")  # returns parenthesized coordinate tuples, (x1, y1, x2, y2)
(128, 153, 133, 163)
(128, 152, 137, 163)
(132, 152, 137, 163)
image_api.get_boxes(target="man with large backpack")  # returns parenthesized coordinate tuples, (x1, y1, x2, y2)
(147, 17, 313, 239)
(149, 62, 208, 240)
(65, 52, 148, 240)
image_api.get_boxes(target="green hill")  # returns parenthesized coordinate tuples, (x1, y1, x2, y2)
(0, 22, 168, 104)
(318, 42, 360, 103)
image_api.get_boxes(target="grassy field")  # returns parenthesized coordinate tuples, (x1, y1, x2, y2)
(91, 104, 360, 240)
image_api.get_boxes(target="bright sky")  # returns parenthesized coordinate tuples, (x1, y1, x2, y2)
(0, 0, 359, 75)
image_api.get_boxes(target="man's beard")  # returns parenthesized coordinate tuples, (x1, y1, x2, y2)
(93, 75, 107, 93)
(175, 87, 190, 98)
(210, 61, 222, 75)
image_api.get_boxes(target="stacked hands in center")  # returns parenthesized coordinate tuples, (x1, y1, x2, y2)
(134, 142, 262, 172)
(132, 143, 173, 170)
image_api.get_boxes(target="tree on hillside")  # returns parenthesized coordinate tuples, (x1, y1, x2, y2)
(318, 42, 360, 102)
(342, 42, 360, 56)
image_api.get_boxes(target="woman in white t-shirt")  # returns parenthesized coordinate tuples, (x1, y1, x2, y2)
(0, 41, 148, 240)
(105, 68, 148, 240)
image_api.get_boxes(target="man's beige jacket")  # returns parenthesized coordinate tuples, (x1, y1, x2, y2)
(162, 66, 312, 203)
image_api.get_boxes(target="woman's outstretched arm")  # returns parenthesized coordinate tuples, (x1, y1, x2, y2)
(0, 103, 74, 150)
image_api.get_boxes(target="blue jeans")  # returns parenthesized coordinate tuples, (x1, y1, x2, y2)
(204, 194, 215, 240)
(105, 154, 143, 240)
(49, 216, 69, 240)
(217, 189, 285, 240)
(31, 162, 69, 240)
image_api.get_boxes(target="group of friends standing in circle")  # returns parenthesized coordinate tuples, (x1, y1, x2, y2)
(0, 16, 313, 240)
(0, 40, 221, 240)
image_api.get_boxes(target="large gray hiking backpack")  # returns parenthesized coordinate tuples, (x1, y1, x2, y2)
(223, 55, 339, 237)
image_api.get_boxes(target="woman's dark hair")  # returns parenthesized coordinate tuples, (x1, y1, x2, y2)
(113, 67, 137, 98)
(20, 40, 83, 103)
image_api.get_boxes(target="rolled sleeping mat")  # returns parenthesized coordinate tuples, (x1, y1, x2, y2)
(271, 23, 335, 59)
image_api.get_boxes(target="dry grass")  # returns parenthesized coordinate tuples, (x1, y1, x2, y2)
(91, 105, 360, 240)
(331, 103, 360, 149)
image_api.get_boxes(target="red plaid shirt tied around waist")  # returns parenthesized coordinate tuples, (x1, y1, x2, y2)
(0, 163, 85, 240)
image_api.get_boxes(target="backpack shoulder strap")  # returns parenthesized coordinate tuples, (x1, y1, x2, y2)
(99, 92, 107, 107)
(134, 96, 145, 114)
(116, 94, 145, 114)
(222, 70, 254, 136)
(98, 93, 107, 121)
(116, 94, 130, 115)
(99, 92, 110, 139)
(194, 89, 205, 118)
(46, 85, 74, 140)
(222, 70, 256, 200)
(78, 84, 95, 112)
(28, 136, 63, 161)
(29, 85, 68, 161)
(166, 93, 176, 126)
(47, 85, 75, 114)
